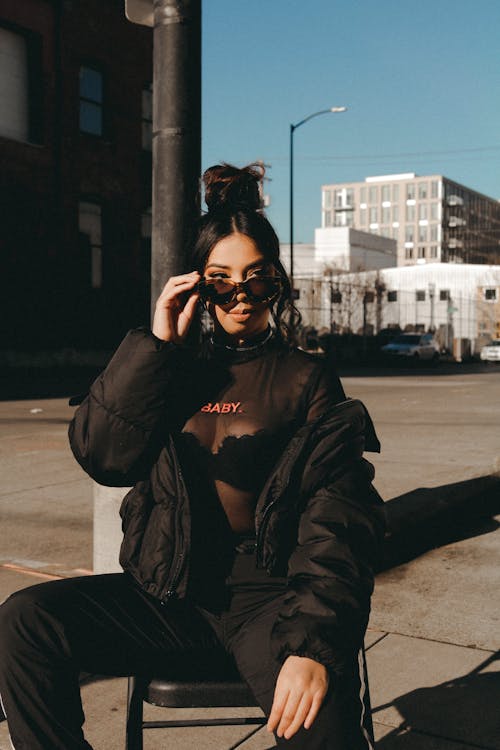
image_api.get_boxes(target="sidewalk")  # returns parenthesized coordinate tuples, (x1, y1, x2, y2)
(0, 371, 499, 749)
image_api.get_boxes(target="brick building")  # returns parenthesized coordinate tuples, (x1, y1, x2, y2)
(1, 0, 153, 349)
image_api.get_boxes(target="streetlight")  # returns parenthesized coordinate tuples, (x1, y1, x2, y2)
(289, 106, 347, 289)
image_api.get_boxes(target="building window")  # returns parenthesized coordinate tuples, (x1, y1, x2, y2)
(440, 289, 450, 301)
(430, 202, 439, 220)
(331, 290, 342, 304)
(360, 187, 367, 203)
(405, 225, 414, 242)
(430, 245, 438, 258)
(369, 207, 378, 223)
(418, 225, 427, 243)
(381, 185, 390, 202)
(323, 190, 332, 209)
(359, 206, 367, 225)
(382, 206, 390, 224)
(368, 186, 378, 204)
(406, 183, 415, 200)
(364, 291, 375, 303)
(387, 290, 397, 302)
(345, 188, 354, 207)
(406, 204, 415, 221)
(141, 83, 152, 150)
(417, 246, 426, 259)
(79, 65, 104, 135)
(324, 210, 333, 227)
(418, 203, 427, 220)
(392, 205, 399, 223)
(416, 289, 426, 301)
(418, 182, 428, 199)
(405, 247, 413, 260)
(430, 224, 438, 242)
(0, 27, 28, 141)
(484, 288, 497, 301)
(431, 180, 439, 199)
(392, 184, 399, 202)
(78, 201, 103, 288)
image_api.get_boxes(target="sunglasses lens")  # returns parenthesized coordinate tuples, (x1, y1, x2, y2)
(246, 277, 281, 301)
(198, 279, 235, 302)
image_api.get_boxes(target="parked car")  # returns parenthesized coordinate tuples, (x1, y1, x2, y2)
(381, 333, 440, 361)
(480, 340, 500, 362)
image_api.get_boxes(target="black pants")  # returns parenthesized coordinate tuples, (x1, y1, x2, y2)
(0, 550, 374, 749)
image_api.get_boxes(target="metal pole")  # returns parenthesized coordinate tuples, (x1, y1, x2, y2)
(151, 0, 201, 320)
(289, 123, 294, 287)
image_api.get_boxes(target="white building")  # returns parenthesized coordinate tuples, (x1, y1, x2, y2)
(293, 264, 500, 355)
(280, 229, 396, 278)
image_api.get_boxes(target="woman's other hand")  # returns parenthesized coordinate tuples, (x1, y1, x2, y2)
(267, 655, 329, 740)
(152, 271, 201, 343)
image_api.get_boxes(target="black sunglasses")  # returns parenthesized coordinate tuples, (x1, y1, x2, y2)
(197, 275, 282, 305)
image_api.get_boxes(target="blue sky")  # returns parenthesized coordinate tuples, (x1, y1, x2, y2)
(202, 0, 500, 243)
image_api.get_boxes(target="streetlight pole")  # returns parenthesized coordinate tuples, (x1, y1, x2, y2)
(289, 106, 347, 289)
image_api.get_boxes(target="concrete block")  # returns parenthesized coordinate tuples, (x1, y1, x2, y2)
(93, 484, 130, 574)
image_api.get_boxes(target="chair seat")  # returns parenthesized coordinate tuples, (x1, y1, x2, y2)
(145, 678, 259, 708)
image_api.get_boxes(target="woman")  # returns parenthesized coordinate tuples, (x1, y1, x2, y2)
(0, 163, 384, 749)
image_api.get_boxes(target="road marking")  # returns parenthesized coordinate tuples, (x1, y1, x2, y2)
(0, 563, 93, 580)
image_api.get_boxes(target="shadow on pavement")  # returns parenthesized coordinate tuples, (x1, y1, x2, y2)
(374, 651, 500, 749)
(380, 474, 500, 572)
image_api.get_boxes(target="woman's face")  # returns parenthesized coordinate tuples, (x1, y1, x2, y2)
(203, 232, 275, 343)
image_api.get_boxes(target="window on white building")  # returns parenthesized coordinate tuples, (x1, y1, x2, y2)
(382, 206, 390, 224)
(360, 187, 367, 203)
(417, 246, 426, 259)
(440, 289, 450, 301)
(381, 185, 390, 202)
(430, 245, 438, 258)
(392, 205, 399, 222)
(484, 288, 497, 301)
(359, 206, 367, 225)
(430, 224, 439, 242)
(387, 290, 397, 302)
(369, 207, 378, 223)
(430, 202, 439, 220)
(392, 184, 399, 202)
(78, 201, 103, 288)
(369, 186, 378, 204)
(431, 180, 439, 199)
(405, 247, 413, 260)
(418, 182, 428, 199)
(406, 183, 415, 200)
(418, 225, 428, 242)
(405, 225, 414, 242)
(418, 203, 427, 220)
(416, 289, 426, 301)
(406, 204, 415, 221)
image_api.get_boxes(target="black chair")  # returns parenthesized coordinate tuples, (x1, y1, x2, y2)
(125, 658, 267, 750)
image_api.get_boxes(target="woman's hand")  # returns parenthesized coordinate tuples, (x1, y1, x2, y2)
(152, 271, 201, 343)
(267, 655, 329, 740)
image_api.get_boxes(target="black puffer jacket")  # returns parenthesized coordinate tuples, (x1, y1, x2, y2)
(69, 328, 385, 674)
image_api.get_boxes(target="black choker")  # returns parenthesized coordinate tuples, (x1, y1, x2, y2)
(212, 326, 274, 352)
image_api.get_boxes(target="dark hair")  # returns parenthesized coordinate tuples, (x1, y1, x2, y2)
(191, 163, 301, 345)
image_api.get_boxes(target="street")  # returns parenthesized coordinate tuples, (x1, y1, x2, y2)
(0, 369, 499, 749)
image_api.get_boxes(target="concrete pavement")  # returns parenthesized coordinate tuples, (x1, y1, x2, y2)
(0, 369, 499, 749)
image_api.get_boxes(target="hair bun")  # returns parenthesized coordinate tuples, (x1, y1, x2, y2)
(203, 162, 264, 212)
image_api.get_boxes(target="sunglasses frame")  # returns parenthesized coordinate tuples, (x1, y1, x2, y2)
(197, 275, 283, 305)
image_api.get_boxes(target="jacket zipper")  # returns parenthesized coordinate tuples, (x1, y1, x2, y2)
(160, 443, 189, 601)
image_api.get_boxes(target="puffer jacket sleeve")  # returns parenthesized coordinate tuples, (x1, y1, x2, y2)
(68, 328, 197, 486)
(270, 396, 385, 675)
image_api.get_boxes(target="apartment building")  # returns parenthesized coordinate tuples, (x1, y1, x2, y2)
(1, 0, 153, 349)
(322, 173, 500, 268)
